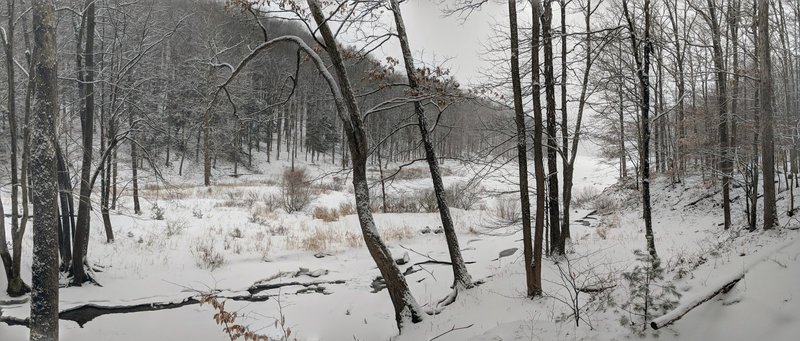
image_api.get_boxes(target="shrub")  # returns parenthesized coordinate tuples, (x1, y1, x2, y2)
(165, 220, 187, 237)
(229, 227, 243, 239)
(446, 181, 484, 210)
(494, 196, 520, 222)
(417, 189, 439, 213)
(192, 238, 225, 270)
(192, 207, 204, 219)
(593, 196, 619, 215)
(281, 168, 312, 213)
(244, 191, 260, 208)
(572, 187, 600, 209)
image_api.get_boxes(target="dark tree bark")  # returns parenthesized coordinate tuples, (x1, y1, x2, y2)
(541, 0, 562, 256)
(130, 107, 141, 214)
(2, 0, 31, 297)
(72, 0, 97, 284)
(698, 0, 732, 229)
(389, 0, 473, 291)
(622, 0, 658, 259)
(531, 0, 546, 296)
(759, 0, 777, 229)
(306, 0, 425, 327)
(29, 0, 61, 338)
(506, 0, 536, 297)
(558, 0, 571, 245)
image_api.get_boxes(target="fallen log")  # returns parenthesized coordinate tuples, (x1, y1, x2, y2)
(1, 292, 271, 328)
(1, 279, 348, 327)
(651, 239, 798, 330)
(649, 274, 743, 330)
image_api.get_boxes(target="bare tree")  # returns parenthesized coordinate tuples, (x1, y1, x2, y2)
(531, 0, 546, 296)
(72, 0, 97, 285)
(506, 0, 536, 297)
(622, 0, 657, 259)
(692, 0, 732, 230)
(389, 0, 473, 292)
(1, 0, 31, 297)
(217, 0, 426, 329)
(759, 0, 777, 229)
(542, 0, 563, 255)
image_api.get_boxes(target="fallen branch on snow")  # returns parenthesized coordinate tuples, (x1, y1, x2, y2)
(650, 239, 798, 330)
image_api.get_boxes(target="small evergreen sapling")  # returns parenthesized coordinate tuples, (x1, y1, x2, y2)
(619, 250, 680, 335)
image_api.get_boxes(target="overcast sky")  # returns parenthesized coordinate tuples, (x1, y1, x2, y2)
(340, 0, 510, 87)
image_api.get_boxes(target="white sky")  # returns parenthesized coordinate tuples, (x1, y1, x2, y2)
(340, 0, 510, 87)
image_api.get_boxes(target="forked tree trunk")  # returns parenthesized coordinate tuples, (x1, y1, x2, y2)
(307, 0, 425, 328)
(531, 0, 546, 298)
(73, 0, 96, 284)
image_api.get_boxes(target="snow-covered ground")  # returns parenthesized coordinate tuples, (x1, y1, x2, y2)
(2, 150, 799, 340)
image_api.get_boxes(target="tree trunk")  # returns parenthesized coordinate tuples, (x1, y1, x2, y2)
(3, 0, 31, 298)
(389, 0, 473, 291)
(29, 0, 61, 338)
(559, 0, 571, 245)
(703, 0, 732, 230)
(759, 0, 777, 229)
(130, 108, 141, 214)
(531, 0, 546, 296)
(506, 0, 537, 297)
(72, 0, 96, 284)
(307, 0, 424, 328)
(623, 0, 658, 259)
(542, 0, 563, 256)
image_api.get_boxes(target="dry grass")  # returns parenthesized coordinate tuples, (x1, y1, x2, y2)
(214, 190, 261, 209)
(380, 225, 413, 242)
(344, 231, 363, 248)
(312, 202, 357, 222)
(249, 205, 278, 225)
(313, 207, 340, 222)
(596, 214, 620, 240)
(285, 227, 341, 252)
(338, 202, 356, 216)
(386, 165, 454, 180)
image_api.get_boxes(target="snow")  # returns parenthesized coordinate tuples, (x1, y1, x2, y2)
(2, 148, 800, 341)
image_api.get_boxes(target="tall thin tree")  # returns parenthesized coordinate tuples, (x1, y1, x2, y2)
(389, 0, 473, 291)
(759, 0, 777, 229)
(29, 0, 60, 338)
